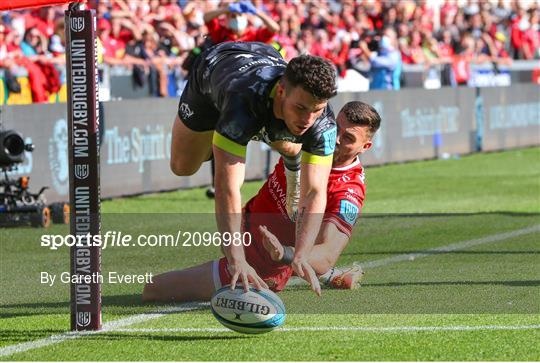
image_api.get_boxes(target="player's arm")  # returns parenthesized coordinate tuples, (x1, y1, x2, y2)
(261, 221, 348, 275)
(295, 158, 332, 257)
(212, 139, 245, 261)
(292, 156, 332, 295)
(308, 222, 350, 274)
(213, 132, 268, 292)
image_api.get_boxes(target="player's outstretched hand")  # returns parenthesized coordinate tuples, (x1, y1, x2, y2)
(258, 225, 284, 262)
(292, 256, 321, 297)
(229, 259, 268, 292)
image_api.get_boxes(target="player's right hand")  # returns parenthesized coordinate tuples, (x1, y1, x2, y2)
(292, 256, 321, 297)
(229, 259, 268, 292)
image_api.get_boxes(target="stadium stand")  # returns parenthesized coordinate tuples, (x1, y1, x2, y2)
(1, 0, 539, 104)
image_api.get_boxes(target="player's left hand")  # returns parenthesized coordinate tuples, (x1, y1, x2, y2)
(292, 256, 321, 297)
(258, 225, 284, 262)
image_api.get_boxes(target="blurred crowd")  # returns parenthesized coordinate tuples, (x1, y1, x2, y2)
(0, 0, 539, 101)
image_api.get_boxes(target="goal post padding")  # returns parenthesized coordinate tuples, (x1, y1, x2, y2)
(65, 5, 102, 331)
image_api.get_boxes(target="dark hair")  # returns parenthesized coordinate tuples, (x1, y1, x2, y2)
(341, 101, 381, 137)
(283, 55, 337, 100)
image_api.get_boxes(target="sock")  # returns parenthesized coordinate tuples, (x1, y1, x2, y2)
(281, 152, 301, 172)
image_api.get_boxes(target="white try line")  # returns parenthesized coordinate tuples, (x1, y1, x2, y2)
(0, 303, 208, 358)
(1, 224, 538, 358)
(110, 324, 540, 334)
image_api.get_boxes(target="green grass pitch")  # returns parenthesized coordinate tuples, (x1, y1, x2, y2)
(1, 147, 539, 360)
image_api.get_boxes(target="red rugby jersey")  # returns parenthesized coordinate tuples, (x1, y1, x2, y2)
(244, 157, 366, 247)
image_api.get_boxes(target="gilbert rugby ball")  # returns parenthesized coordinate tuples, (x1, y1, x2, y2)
(211, 285, 286, 334)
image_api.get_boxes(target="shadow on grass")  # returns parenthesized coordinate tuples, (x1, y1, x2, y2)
(361, 211, 540, 218)
(285, 279, 540, 290)
(362, 279, 540, 287)
(0, 329, 66, 343)
(342, 250, 540, 257)
(0, 330, 250, 345)
(1, 293, 211, 319)
(85, 332, 250, 342)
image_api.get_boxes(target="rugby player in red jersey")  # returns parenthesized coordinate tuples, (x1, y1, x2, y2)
(143, 101, 381, 302)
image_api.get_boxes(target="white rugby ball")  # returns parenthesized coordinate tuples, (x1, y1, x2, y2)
(211, 285, 286, 334)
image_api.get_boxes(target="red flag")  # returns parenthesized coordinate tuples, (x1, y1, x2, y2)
(0, 0, 86, 11)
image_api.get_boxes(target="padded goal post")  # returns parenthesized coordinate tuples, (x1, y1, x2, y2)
(1, 0, 102, 331)
(65, 2, 102, 332)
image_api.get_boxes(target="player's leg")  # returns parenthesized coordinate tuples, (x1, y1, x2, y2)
(142, 261, 215, 302)
(170, 115, 214, 176)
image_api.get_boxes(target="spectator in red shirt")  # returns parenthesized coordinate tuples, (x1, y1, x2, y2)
(203, 1, 279, 44)
(521, 9, 539, 60)
(440, 0, 459, 25)
(438, 30, 456, 61)
(401, 30, 427, 65)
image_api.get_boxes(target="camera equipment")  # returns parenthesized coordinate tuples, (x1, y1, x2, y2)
(0, 120, 68, 228)
(0, 130, 34, 168)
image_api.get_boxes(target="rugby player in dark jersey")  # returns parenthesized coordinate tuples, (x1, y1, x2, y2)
(170, 42, 337, 295)
(144, 101, 381, 302)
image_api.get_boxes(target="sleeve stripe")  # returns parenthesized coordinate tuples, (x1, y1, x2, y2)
(323, 215, 353, 238)
(212, 132, 247, 158)
(301, 152, 333, 165)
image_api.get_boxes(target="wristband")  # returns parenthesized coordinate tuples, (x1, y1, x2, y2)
(281, 246, 294, 265)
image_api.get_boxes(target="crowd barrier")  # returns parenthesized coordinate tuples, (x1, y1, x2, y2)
(2, 84, 538, 203)
(2, 60, 539, 105)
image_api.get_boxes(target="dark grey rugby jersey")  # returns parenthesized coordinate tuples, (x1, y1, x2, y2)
(180, 41, 337, 157)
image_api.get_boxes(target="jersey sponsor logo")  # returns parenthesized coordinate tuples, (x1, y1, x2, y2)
(358, 171, 365, 184)
(179, 102, 194, 119)
(252, 127, 271, 144)
(338, 173, 351, 183)
(339, 199, 359, 226)
(238, 59, 276, 72)
(345, 188, 359, 203)
(235, 54, 255, 59)
(268, 172, 286, 208)
(252, 127, 296, 145)
(322, 128, 337, 155)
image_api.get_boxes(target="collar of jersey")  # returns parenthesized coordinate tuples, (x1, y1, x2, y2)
(332, 156, 360, 171)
